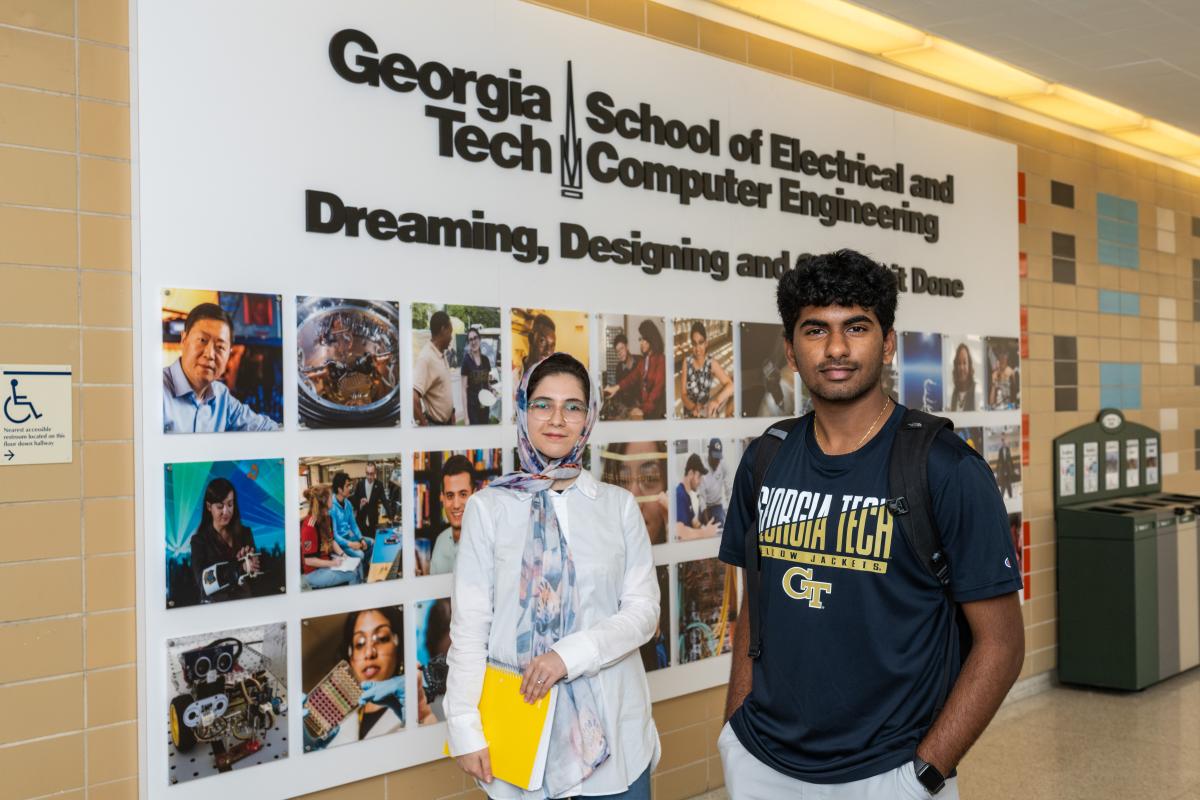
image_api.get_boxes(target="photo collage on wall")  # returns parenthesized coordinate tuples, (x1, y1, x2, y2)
(413, 450, 503, 576)
(297, 297, 400, 429)
(673, 438, 739, 542)
(599, 314, 667, 421)
(412, 303, 502, 426)
(297, 454, 404, 590)
(155, 288, 1023, 782)
(739, 322, 796, 418)
(674, 318, 736, 419)
(167, 624, 288, 784)
(511, 307, 590, 398)
(678, 558, 738, 664)
(301, 607, 405, 751)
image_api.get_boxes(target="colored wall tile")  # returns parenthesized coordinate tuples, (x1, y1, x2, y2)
(1050, 180, 1074, 208)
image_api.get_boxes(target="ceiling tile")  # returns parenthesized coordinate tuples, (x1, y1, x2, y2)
(846, 0, 1200, 137)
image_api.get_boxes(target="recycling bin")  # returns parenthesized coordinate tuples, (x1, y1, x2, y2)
(1057, 500, 1161, 689)
(1057, 493, 1200, 689)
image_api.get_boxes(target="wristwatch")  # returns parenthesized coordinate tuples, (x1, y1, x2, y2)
(913, 755, 946, 795)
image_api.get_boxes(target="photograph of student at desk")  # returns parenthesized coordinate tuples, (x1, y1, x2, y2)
(298, 454, 404, 590)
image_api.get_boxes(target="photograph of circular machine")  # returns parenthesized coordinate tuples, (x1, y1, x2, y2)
(297, 298, 400, 428)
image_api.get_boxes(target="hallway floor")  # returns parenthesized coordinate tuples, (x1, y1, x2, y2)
(958, 667, 1200, 799)
(696, 666, 1200, 799)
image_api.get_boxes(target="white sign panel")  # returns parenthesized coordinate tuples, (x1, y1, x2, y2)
(135, 1, 1019, 796)
(1, 364, 71, 465)
(1058, 443, 1076, 498)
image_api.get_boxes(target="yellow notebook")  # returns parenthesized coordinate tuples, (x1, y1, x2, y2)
(445, 661, 558, 791)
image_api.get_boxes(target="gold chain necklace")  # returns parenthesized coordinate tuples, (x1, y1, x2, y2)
(814, 397, 892, 454)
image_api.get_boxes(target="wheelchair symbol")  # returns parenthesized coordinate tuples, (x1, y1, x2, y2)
(4, 379, 42, 425)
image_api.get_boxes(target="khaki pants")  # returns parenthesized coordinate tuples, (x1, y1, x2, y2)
(718, 723, 961, 800)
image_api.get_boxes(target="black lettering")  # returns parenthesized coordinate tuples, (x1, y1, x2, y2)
(329, 29, 378, 85)
(426, 105, 466, 157)
(560, 223, 589, 258)
(378, 52, 417, 92)
(912, 266, 927, 293)
(305, 190, 345, 233)
(586, 91, 616, 134)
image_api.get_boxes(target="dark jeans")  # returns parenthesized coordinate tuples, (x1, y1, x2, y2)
(569, 764, 651, 800)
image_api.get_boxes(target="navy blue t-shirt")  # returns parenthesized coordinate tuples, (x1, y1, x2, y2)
(718, 404, 1022, 784)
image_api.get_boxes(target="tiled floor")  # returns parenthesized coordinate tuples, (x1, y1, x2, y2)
(693, 666, 1200, 799)
(958, 668, 1200, 799)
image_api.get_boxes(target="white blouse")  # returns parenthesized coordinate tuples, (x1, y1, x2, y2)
(446, 470, 661, 799)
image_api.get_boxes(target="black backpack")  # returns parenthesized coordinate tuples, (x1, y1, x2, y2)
(744, 407, 972, 716)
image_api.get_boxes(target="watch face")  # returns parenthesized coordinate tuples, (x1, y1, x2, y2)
(916, 762, 945, 794)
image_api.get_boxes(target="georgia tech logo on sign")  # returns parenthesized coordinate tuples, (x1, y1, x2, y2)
(782, 566, 833, 609)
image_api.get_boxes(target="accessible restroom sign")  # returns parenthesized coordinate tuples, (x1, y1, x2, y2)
(1, 365, 72, 465)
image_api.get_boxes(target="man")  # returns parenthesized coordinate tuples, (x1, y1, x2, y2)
(414, 310, 456, 425)
(352, 462, 390, 538)
(988, 345, 1017, 409)
(428, 455, 475, 575)
(513, 313, 557, 390)
(162, 302, 279, 433)
(698, 438, 731, 528)
(459, 327, 494, 425)
(331, 471, 373, 582)
(995, 434, 1016, 499)
(720, 250, 1023, 798)
(607, 332, 641, 410)
(675, 453, 719, 541)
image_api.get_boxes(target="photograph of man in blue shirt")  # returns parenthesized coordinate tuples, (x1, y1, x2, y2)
(162, 303, 280, 434)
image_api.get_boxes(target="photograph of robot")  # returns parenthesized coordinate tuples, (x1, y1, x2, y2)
(166, 623, 288, 785)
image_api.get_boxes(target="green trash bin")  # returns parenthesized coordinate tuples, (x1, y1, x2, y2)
(1057, 500, 1161, 689)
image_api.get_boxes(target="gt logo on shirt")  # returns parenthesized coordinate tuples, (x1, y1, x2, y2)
(782, 566, 832, 609)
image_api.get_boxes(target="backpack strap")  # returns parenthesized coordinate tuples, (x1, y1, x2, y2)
(886, 408, 953, 590)
(745, 415, 803, 659)
(886, 408, 967, 724)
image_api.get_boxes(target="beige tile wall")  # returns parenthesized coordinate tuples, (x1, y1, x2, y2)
(0, 1, 137, 800)
(3, 0, 1199, 798)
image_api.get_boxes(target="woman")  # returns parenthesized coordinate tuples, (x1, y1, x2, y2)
(305, 606, 406, 749)
(604, 321, 667, 421)
(300, 484, 360, 590)
(447, 353, 660, 799)
(600, 440, 668, 545)
(461, 326, 496, 425)
(949, 342, 977, 412)
(680, 321, 733, 418)
(189, 477, 260, 603)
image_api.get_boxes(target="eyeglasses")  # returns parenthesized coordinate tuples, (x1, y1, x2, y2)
(528, 398, 587, 423)
(350, 626, 396, 655)
(614, 462, 664, 492)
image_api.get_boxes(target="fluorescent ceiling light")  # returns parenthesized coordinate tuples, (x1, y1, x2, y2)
(882, 36, 1047, 97)
(1009, 84, 1143, 131)
(1109, 120, 1200, 158)
(704, 0, 1200, 170)
(711, 0, 924, 53)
